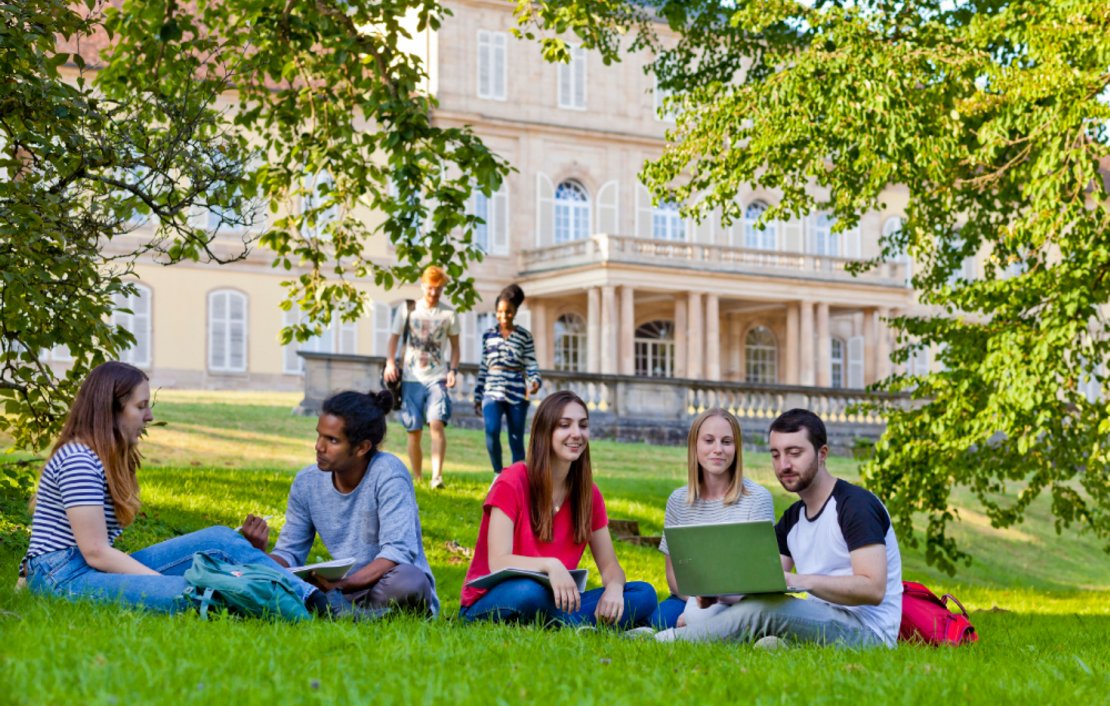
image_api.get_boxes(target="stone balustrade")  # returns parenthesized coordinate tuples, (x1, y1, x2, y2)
(298, 352, 895, 452)
(519, 233, 908, 286)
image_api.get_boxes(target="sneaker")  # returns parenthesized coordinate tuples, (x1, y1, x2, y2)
(574, 624, 597, 634)
(653, 628, 678, 643)
(622, 626, 657, 640)
(429, 477, 445, 490)
(754, 635, 786, 651)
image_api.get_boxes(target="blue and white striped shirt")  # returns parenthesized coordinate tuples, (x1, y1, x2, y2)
(24, 443, 123, 561)
(474, 326, 541, 406)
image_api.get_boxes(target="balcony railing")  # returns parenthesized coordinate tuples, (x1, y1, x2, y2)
(520, 234, 908, 286)
(298, 353, 896, 449)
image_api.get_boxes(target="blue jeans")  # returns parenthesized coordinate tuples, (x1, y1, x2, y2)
(458, 577, 658, 628)
(25, 525, 317, 614)
(482, 399, 529, 474)
(649, 594, 687, 629)
(659, 594, 887, 648)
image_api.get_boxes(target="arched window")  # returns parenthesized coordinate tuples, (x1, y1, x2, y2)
(635, 320, 675, 378)
(743, 200, 777, 250)
(830, 337, 846, 389)
(112, 284, 153, 368)
(554, 180, 591, 243)
(554, 313, 586, 372)
(813, 212, 840, 256)
(652, 201, 686, 241)
(208, 290, 248, 373)
(744, 326, 778, 384)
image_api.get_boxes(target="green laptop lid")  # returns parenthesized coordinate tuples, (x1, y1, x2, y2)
(663, 520, 789, 596)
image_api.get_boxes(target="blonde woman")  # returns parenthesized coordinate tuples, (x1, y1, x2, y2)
(649, 408, 775, 628)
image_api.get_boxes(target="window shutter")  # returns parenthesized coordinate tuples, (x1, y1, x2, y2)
(209, 292, 227, 370)
(695, 207, 716, 244)
(130, 285, 152, 367)
(536, 173, 555, 247)
(339, 318, 357, 354)
(228, 293, 247, 371)
(477, 31, 491, 98)
(461, 311, 477, 364)
(282, 308, 301, 374)
(558, 60, 572, 107)
(573, 47, 586, 108)
(782, 215, 805, 252)
(515, 308, 532, 332)
(373, 302, 391, 356)
(492, 185, 509, 255)
(597, 180, 619, 234)
(493, 33, 507, 100)
(845, 225, 862, 258)
(847, 335, 865, 389)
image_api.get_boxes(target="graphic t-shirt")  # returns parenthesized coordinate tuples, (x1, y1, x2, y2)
(459, 462, 608, 607)
(391, 300, 460, 385)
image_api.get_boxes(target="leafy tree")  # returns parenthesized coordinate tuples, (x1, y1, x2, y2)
(518, 0, 1110, 570)
(1, 0, 509, 453)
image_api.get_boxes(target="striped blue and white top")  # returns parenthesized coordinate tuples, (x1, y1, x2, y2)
(659, 478, 776, 555)
(24, 443, 122, 561)
(474, 325, 542, 406)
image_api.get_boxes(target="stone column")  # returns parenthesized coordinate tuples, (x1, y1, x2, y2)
(687, 292, 704, 379)
(865, 308, 880, 385)
(705, 294, 721, 381)
(727, 313, 742, 381)
(601, 285, 618, 374)
(531, 299, 549, 369)
(816, 302, 830, 387)
(619, 286, 635, 375)
(673, 296, 687, 378)
(877, 306, 892, 381)
(799, 300, 815, 386)
(785, 302, 800, 385)
(587, 287, 601, 373)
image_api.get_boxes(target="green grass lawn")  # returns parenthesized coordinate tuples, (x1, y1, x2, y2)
(1, 390, 1107, 704)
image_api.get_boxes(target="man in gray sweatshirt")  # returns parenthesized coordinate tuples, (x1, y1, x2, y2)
(241, 389, 439, 616)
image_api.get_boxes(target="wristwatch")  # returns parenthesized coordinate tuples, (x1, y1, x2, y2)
(450, 367, 459, 374)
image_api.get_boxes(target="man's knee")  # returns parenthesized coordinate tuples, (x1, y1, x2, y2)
(371, 564, 432, 608)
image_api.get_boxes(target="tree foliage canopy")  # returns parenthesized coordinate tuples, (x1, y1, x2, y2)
(1, 0, 508, 453)
(523, 0, 1110, 570)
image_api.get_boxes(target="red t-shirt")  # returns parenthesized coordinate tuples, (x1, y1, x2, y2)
(459, 462, 608, 607)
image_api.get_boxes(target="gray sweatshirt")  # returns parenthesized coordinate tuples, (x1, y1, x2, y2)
(271, 451, 439, 615)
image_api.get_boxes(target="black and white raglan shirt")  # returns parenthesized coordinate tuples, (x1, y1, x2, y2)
(775, 479, 903, 646)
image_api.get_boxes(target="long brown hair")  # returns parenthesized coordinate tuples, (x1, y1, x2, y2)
(525, 391, 594, 544)
(686, 408, 748, 506)
(50, 361, 148, 526)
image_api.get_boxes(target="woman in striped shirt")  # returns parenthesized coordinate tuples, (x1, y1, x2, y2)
(474, 284, 542, 475)
(650, 408, 776, 629)
(20, 361, 320, 614)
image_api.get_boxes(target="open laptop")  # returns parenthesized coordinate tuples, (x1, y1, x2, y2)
(663, 520, 805, 596)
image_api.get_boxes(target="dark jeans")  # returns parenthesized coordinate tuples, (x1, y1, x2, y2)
(458, 577, 658, 628)
(482, 399, 529, 474)
(650, 594, 687, 629)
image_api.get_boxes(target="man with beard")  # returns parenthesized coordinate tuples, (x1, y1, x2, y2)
(655, 409, 902, 648)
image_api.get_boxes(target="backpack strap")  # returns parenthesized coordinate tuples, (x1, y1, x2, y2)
(941, 593, 971, 619)
(198, 587, 217, 621)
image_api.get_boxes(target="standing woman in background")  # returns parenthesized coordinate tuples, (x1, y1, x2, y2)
(19, 361, 322, 614)
(474, 284, 542, 475)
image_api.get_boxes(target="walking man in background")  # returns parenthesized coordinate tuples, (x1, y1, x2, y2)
(384, 265, 460, 489)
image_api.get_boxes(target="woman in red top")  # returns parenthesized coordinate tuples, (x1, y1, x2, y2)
(458, 390, 657, 627)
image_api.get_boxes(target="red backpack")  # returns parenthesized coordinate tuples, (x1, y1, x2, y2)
(899, 581, 979, 646)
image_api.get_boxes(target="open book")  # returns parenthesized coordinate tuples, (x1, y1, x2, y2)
(465, 567, 588, 592)
(287, 557, 356, 580)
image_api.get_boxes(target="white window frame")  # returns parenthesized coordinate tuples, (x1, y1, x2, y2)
(303, 170, 338, 240)
(634, 320, 675, 378)
(554, 180, 591, 243)
(558, 45, 587, 110)
(744, 200, 777, 251)
(112, 284, 153, 368)
(554, 313, 586, 372)
(208, 290, 248, 373)
(745, 326, 778, 384)
(652, 201, 687, 241)
(477, 30, 508, 101)
(813, 212, 840, 256)
(830, 337, 845, 389)
(470, 184, 509, 255)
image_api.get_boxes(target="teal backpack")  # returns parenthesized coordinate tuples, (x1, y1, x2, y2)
(183, 551, 312, 622)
